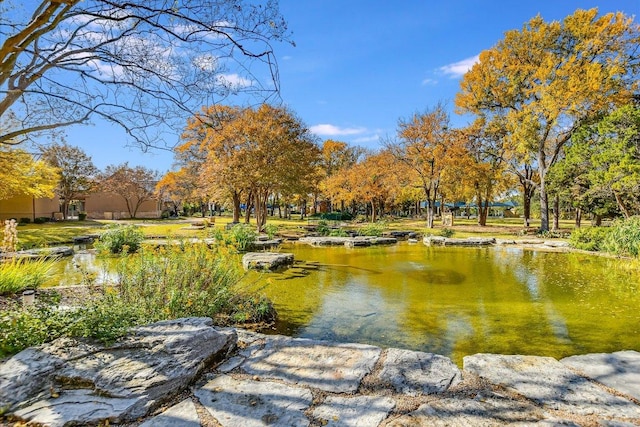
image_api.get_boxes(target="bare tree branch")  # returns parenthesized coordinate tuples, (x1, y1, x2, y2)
(1, 0, 291, 147)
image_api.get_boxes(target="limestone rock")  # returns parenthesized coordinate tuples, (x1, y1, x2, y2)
(561, 351, 640, 401)
(313, 395, 395, 427)
(380, 395, 566, 426)
(1, 318, 236, 425)
(241, 252, 294, 270)
(195, 374, 313, 427)
(375, 348, 462, 396)
(240, 335, 381, 393)
(464, 353, 640, 419)
(138, 399, 200, 427)
(423, 236, 495, 246)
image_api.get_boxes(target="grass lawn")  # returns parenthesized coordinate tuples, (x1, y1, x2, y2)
(12, 214, 576, 250)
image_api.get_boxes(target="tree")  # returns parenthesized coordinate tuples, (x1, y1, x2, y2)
(387, 104, 453, 228)
(0, 146, 59, 200)
(183, 104, 320, 231)
(40, 142, 98, 219)
(99, 163, 158, 218)
(456, 8, 640, 231)
(155, 168, 200, 217)
(551, 103, 640, 221)
(1, 0, 290, 147)
(317, 139, 363, 212)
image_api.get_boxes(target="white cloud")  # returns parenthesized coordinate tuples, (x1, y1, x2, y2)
(421, 78, 437, 86)
(310, 124, 366, 136)
(439, 54, 480, 78)
(215, 73, 253, 89)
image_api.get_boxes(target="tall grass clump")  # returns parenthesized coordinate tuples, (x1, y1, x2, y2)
(213, 224, 257, 251)
(569, 226, 611, 252)
(95, 225, 144, 254)
(602, 216, 640, 257)
(0, 258, 55, 295)
(111, 242, 274, 323)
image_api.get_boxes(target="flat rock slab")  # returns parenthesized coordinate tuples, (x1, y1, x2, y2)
(14, 389, 139, 427)
(242, 252, 294, 270)
(375, 348, 462, 396)
(248, 239, 282, 250)
(423, 236, 496, 246)
(380, 395, 566, 427)
(195, 374, 313, 427)
(240, 335, 381, 393)
(299, 236, 397, 247)
(1, 246, 74, 260)
(464, 354, 640, 420)
(312, 395, 395, 427)
(561, 351, 640, 401)
(0, 318, 236, 425)
(138, 399, 200, 427)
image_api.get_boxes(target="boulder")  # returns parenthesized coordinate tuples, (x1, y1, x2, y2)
(0, 318, 236, 426)
(242, 252, 294, 270)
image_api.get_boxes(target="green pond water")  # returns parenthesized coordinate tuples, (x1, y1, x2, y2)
(245, 243, 640, 365)
(50, 243, 640, 365)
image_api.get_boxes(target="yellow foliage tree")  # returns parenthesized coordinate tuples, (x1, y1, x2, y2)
(456, 8, 640, 230)
(0, 146, 59, 200)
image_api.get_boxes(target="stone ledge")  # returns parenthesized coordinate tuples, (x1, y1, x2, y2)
(2, 322, 639, 426)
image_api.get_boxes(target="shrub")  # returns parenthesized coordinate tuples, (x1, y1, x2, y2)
(95, 225, 144, 254)
(602, 216, 640, 257)
(316, 219, 331, 236)
(0, 258, 55, 295)
(329, 228, 348, 237)
(34, 217, 50, 224)
(18, 217, 31, 225)
(569, 226, 610, 252)
(359, 221, 386, 237)
(439, 227, 455, 238)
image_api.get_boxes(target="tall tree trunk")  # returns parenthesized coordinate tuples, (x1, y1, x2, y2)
(371, 200, 377, 223)
(61, 199, 69, 220)
(539, 175, 549, 232)
(613, 191, 631, 219)
(311, 192, 318, 215)
(254, 189, 269, 232)
(523, 195, 531, 227)
(426, 199, 435, 228)
(552, 194, 560, 231)
(244, 191, 253, 224)
(300, 199, 306, 220)
(232, 191, 241, 223)
(575, 207, 582, 228)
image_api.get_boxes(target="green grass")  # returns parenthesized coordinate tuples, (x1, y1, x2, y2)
(13, 214, 583, 250)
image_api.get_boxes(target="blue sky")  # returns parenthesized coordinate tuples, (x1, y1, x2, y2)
(67, 0, 640, 173)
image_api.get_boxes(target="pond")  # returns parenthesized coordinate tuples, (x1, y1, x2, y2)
(49, 242, 640, 365)
(246, 243, 640, 365)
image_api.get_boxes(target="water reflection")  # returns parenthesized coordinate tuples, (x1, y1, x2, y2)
(49, 242, 640, 365)
(252, 243, 640, 365)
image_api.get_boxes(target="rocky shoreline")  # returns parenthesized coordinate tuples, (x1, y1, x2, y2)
(1, 317, 639, 426)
